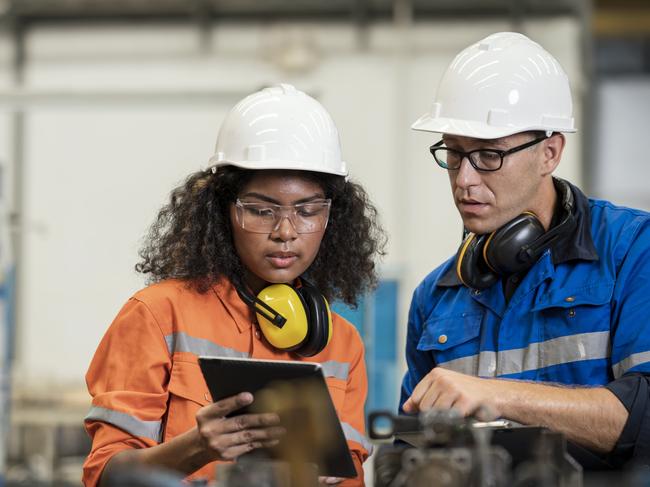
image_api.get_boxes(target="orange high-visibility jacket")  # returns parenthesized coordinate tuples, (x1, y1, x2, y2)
(83, 278, 371, 486)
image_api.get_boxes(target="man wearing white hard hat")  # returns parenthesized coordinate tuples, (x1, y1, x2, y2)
(400, 32, 650, 467)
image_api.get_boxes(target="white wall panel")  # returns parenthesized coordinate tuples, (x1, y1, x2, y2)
(594, 78, 650, 210)
(17, 105, 229, 384)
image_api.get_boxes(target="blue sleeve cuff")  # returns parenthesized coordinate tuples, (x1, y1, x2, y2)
(605, 372, 650, 467)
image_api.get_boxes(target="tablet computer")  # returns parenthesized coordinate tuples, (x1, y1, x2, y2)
(198, 356, 357, 478)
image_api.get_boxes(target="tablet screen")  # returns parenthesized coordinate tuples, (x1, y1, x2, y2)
(198, 356, 357, 478)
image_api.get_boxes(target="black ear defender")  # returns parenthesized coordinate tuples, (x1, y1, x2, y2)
(456, 178, 575, 290)
(236, 278, 332, 357)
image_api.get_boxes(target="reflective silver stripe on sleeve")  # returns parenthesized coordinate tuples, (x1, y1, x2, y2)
(613, 351, 650, 379)
(320, 361, 349, 381)
(165, 332, 249, 358)
(438, 331, 611, 377)
(84, 406, 162, 443)
(341, 422, 373, 455)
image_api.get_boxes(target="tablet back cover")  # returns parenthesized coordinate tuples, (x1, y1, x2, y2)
(198, 356, 357, 478)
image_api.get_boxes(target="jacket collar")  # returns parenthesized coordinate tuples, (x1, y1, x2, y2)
(211, 278, 256, 332)
(438, 178, 599, 289)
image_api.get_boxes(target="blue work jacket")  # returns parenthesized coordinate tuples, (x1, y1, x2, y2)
(400, 181, 650, 464)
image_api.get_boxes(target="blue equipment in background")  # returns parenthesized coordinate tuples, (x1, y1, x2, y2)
(332, 279, 399, 414)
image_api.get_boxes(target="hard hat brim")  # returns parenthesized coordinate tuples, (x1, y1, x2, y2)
(411, 114, 577, 140)
(209, 157, 348, 177)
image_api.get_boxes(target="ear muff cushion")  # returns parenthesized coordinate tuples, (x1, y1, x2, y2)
(295, 284, 331, 357)
(256, 284, 309, 351)
(484, 213, 545, 275)
(456, 233, 499, 290)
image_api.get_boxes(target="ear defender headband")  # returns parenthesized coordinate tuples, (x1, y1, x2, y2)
(456, 178, 575, 290)
(236, 279, 332, 357)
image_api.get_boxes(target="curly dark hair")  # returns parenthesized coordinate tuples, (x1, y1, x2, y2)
(135, 166, 387, 307)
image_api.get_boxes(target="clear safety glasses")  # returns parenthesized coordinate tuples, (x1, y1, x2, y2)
(234, 199, 332, 234)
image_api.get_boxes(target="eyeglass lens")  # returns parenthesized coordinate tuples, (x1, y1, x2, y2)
(236, 200, 331, 234)
(434, 149, 503, 171)
(431, 135, 549, 172)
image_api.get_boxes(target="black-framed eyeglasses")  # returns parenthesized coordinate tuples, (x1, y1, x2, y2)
(429, 135, 549, 172)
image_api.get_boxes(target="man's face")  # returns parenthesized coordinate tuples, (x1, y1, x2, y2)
(442, 132, 547, 235)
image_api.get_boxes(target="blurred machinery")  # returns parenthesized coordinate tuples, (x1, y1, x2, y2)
(104, 408, 586, 487)
(368, 409, 583, 487)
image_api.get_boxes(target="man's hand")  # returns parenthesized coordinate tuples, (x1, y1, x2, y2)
(403, 367, 499, 420)
(402, 367, 630, 453)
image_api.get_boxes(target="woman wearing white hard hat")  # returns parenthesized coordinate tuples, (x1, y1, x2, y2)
(83, 84, 386, 486)
(402, 32, 650, 470)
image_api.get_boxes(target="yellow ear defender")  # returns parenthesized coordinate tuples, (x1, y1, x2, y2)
(237, 279, 332, 357)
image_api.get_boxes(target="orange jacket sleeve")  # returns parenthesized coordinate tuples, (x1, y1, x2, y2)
(83, 298, 172, 487)
(338, 325, 372, 487)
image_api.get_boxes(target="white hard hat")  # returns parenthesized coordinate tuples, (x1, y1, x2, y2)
(412, 32, 577, 139)
(209, 83, 347, 176)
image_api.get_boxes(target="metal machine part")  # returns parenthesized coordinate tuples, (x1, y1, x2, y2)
(368, 410, 582, 487)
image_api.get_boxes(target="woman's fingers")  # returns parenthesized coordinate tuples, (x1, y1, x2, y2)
(199, 392, 254, 421)
(208, 427, 285, 460)
(219, 438, 282, 461)
(219, 425, 286, 447)
(219, 412, 282, 434)
(196, 392, 286, 462)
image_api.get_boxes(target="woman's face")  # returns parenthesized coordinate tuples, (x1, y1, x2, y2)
(230, 171, 327, 293)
